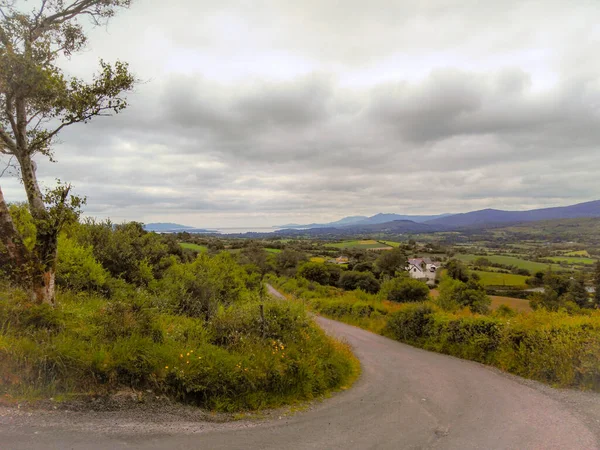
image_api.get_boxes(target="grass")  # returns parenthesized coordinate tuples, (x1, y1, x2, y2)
(474, 270, 530, 288)
(546, 256, 596, 265)
(179, 242, 208, 252)
(564, 250, 590, 257)
(430, 289, 532, 312)
(264, 248, 282, 254)
(454, 254, 562, 272)
(489, 295, 532, 313)
(379, 240, 402, 247)
(330, 240, 393, 250)
(272, 276, 600, 392)
(310, 257, 326, 263)
(0, 286, 359, 412)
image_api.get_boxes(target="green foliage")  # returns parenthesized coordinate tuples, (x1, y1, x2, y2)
(56, 234, 109, 292)
(339, 271, 380, 294)
(273, 275, 600, 391)
(7, 204, 36, 252)
(436, 277, 491, 314)
(275, 248, 308, 276)
(380, 277, 429, 303)
(445, 259, 470, 282)
(158, 252, 249, 319)
(374, 248, 407, 277)
(0, 285, 358, 411)
(297, 261, 341, 286)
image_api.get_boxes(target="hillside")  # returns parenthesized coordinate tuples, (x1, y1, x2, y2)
(427, 200, 600, 228)
(279, 213, 450, 229)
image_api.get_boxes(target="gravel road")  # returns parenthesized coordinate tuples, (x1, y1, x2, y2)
(1, 287, 599, 449)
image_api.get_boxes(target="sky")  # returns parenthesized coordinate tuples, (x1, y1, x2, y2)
(2, 0, 600, 227)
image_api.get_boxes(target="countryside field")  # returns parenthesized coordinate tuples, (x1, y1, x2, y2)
(454, 254, 562, 272)
(331, 240, 393, 250)
(564, 250, 591, 257)
(430, 290, 532, 312)
(546, 256, 596, 265)
(474, 270, 530, 288)
(179, 242, 208, 252)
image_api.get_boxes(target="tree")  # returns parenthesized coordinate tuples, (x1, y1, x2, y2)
(0, 0, 135, 304)
(445, 259, 470, 282)
(375, 248, 407, 277)
(339, 270, 380, 294)
(380, 277, 429, 303)
(240, 243, 273, 281)
(436, 277, 491, 314)
(565, 273, 589, 309)
(297, 262, 330, 285)
(275, 248, 307, 276)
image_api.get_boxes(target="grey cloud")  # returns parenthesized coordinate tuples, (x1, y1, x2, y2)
(3, 0, 600, 227)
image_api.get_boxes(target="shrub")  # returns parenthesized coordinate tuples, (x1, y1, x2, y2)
(339, 271, 380, 294)
(380, 277, 429, 303)
(56, 235, 109, 292)
(385, 303, 435, 342)
(298, 262, 331, 285)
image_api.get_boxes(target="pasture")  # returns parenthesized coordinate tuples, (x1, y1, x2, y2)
(563, 250, 590, 257)
(331, 240, 393, 250)
(430, 289, 532, 312)
(546, 256, 596, 265)
(454, 254, 561, 272)
(179, 242, 208, 252)
(474, 270, 530, 288)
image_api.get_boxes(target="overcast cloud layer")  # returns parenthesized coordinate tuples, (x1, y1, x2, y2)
(2, 0, 600, 227)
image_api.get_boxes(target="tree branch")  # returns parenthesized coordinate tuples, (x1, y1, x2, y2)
(0, 126, 16, 153)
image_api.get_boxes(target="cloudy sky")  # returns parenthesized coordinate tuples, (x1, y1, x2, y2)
(2, 0, 600, 227)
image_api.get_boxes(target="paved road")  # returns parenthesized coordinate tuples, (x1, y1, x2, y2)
(1, 289, 599, 449)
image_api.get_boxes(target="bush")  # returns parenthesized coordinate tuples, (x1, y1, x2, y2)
(339, 271, 380, 294)
(380, 277, 429, 303)
(385, 303, 435, 342)
(56, 235, 109, 292)
(0, 286, 359, 411)
(157, 252, 250, 318)
(298, 262, 331, 285)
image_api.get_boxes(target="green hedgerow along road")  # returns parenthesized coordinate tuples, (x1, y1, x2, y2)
(1, 286, 599, 450)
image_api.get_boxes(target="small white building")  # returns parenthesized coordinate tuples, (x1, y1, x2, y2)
(406, 258, 439, 284)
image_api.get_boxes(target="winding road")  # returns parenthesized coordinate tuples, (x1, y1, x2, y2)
(1, 287, 599, 449)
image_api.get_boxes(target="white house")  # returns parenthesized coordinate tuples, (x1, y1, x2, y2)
(406, 258, 439, 284)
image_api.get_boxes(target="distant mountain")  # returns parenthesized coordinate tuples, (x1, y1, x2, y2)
(144, 223, 212, 233)
(278, 216, 368, 228)
(354, 213, 451, 226)
(426, 200, 600, 228)
(279, 213, 450, 229)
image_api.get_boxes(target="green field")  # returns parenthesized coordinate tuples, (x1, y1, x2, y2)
(474, 270, 530, 288)
(546, 256, 596, 265)
(310, 256, 326, 263)
(179, 242, 208, 252)
(455, 254, 561, 272)
(379, 240, 401, 247)
(564, 250, 590, 257)
(331, 240, 393, 250)
(265, 248, 282, 254)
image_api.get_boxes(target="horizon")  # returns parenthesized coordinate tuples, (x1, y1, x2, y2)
(143, 198, 600, 229)
(3, 0, 600, 228)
